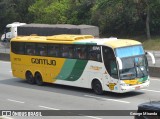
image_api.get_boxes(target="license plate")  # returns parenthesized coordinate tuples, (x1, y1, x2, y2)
(135, 86, 140, 90)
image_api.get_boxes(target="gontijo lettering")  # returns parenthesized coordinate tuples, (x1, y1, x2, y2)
(31, 58, 56, 66)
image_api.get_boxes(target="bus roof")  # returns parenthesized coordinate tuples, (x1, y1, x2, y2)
(11, 34, 142, 48)
(103, 39, 141, 48)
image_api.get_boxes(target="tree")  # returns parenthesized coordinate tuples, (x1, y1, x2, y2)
(133, 0, 160, 39)
(29, 0, 69, 24)
(66, 0, 95, 24)
(29, 0, 94, 25)
(0, 0, 36, 33)
(1, 0, 159, 38)
(134, 0, 151, 40)
(91, 0, 137, 36)
(12, 0, 36, 23)
(0, 0, 18, 32)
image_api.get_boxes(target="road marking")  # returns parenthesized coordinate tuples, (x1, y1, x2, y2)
(151, 78, 160, 81)
(7, 99, 25, 104)
(39, 106, 102, 118)
(78, 114, 102, 119)
(0, 61, 10, 63)
(84, 95, 130, 104)
(83, 115, 102, 119)
(0, 116, 14, 119)
(142, 89, 160, 93)
(39, 105, 60, 110)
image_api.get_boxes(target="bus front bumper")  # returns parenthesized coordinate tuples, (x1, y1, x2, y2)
(119, 80, 150, 93)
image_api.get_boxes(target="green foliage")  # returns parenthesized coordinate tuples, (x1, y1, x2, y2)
(149, 0, 160, 34)
(142, 37, 160, 50)
(91, 0, 143, 36)
(0, 0, 36, 32)
(66, 0, 95, 25)
(0, 0, 18, 32)
(0, 0, 160, 38)
(29, 0, 69, 23)
(29, 0, 94, 25)
(13, 0, 36, 22)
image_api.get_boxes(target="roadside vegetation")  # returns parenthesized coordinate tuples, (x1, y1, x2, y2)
(142, 37, 160, 50)
(0, 0, 160, 50)
(130, 36, 160, 50)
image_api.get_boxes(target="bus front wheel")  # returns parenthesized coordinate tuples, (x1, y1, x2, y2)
(35, 72, 43, 86)
(92, 80, 103, 95)
(26, 71, 35, 84)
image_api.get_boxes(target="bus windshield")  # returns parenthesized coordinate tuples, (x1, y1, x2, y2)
(115, 45, 148, 80)
(115, 45, 144, 58)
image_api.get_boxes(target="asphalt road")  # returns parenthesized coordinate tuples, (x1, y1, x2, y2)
(0, 61, 160, 119)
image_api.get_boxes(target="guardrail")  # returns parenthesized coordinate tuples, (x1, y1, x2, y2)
(0, 42, 10, 54)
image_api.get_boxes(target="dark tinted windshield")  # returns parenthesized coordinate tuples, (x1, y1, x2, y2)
(120, 55, 148, 80)
(103, 46, 118, 79)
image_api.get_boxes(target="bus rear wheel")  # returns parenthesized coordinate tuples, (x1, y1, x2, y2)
(26, 71, 35, 84)
(35, 72, 43, 86)
(92, 80, 103, 95)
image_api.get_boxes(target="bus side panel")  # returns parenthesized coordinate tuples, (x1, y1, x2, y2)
(54, 59, 89, 87)
(10, 53, 66, 82)
(54, 60, 105, 89)
(85, 61, 105, 89)
(11, 63, 26, 80)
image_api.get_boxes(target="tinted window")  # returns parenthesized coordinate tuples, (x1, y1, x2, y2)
(103, 46, 118, 79)
(60, 45, 74, 58)
(48, 44, 60, 57)
(11, 42, 25, 54)
(74, 46, 87, 59)
(25, 43, 35, 55)
(36, 44, 47, 56)
(88, 46, 102, 62)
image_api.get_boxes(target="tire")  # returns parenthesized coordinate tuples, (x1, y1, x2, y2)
(26, 71, 35, 84)
(92, 80, 103, 95)
(35, 72, 43, 86)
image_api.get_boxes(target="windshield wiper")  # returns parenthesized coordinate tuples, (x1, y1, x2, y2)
(134, 58, 145, 77)
(133, 60, 138, 77)
(137, 65, 145, 77)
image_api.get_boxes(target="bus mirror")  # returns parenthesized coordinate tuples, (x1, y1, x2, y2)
(116, 57, 122, 70)
(146, 52, 155, 64)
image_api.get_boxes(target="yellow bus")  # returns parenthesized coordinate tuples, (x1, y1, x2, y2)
(10, 34, 155, 94)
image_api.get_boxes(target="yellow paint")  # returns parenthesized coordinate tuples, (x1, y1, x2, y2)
(104, 39, 141, 49)
(10, 52, 65, 83)
(47, 34, 94, 41)
(123, 79, 141, 85)
(107, 83, 116, 90)
(90, 66, 102, 71)
(12, 35, 94, 44)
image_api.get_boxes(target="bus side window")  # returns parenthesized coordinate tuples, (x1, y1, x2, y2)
(68, 45, 74, 58)
(60, 45, 74, 58)
(48, 44, 59, 57)
(11, 42, 25, 54)
(36, 44, 47, 56)
(61, 45, 69, 57)
(88, 46, 102, 62)
(25, 43, 35, 55)
(75, 46, 87, 59)
(102, 46, 118, 79)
